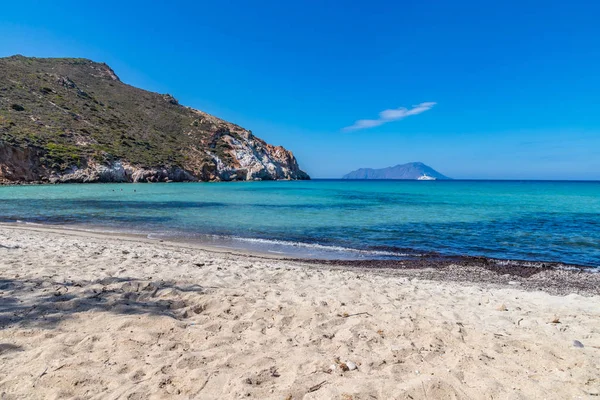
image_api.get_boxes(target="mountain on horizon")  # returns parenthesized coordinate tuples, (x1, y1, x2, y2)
(342, 162, 450, 180)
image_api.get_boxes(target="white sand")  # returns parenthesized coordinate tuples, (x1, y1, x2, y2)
(0, 225, 599, 399)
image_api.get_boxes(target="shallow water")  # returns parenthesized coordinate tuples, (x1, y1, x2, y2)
(1, 180, 599, 266)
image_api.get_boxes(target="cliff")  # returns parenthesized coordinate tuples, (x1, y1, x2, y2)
(343, 162, 450, 180)
(0, 55, 309, 183)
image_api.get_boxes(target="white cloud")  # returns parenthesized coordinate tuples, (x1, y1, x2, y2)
(343, 102, 436, 132)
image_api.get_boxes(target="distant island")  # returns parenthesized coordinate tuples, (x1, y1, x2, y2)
(0, 55, 309, 183)
(342, 162, 451, 180)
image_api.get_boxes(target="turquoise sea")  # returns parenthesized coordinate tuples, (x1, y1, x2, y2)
(0, 180, 599, 267)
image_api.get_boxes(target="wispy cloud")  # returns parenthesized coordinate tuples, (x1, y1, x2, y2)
(343, 102, 436, 132)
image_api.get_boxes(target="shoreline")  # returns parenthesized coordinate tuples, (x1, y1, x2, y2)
(0, 222, 296, 260)
(2, 222, 599, 296)
(0, 178, 309, 186)
(2, 220, 598, 268)
(1, 224, 600, 398)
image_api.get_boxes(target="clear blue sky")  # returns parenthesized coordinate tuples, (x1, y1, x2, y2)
(1, 0, 599, 179)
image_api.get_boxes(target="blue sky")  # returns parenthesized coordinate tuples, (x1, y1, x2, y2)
(1, 0, 599, 179)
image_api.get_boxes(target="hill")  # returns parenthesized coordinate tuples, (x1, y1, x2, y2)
(0, 55, 309, 183)
(342, 162, 450, 180)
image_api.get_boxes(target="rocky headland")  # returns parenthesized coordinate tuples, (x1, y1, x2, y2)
(0, 56, 309, 183)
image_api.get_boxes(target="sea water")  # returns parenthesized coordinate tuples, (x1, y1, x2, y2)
(0, 180, 599, 267)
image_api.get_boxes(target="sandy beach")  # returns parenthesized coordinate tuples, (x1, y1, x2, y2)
(1, 224, 599, 399)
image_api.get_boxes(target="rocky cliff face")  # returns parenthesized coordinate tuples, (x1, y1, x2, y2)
(0, 55, 309, 183)
(0, 142, 48, 182)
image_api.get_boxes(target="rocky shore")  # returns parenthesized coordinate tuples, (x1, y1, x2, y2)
(0, 133, 310, 184)
(303, 257, 600, 297)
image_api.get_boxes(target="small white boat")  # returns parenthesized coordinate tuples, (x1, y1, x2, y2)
(417, 173, 436, 181)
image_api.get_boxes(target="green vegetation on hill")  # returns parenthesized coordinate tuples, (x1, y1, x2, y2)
(0, 55, 244, 173)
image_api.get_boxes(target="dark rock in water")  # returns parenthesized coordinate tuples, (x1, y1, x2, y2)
(342, 162, 450, 180)
(573, 340, 584, 348)
(0, 55, 309, 183)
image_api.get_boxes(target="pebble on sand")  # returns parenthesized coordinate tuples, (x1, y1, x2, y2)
(345, 361, 357, 371)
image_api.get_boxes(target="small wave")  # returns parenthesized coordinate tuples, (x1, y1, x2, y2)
(142, 231, 416, 258)
(229, 236, 415, 258)
(15, 220, 45, 226)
